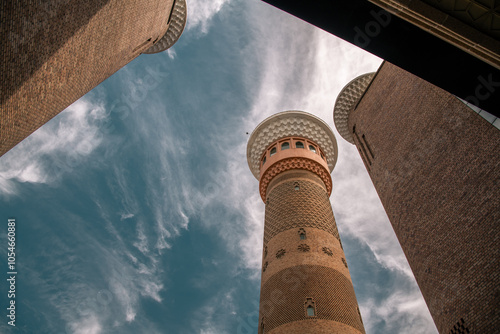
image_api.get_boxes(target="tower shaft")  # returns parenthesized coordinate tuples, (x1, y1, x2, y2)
(247, 112, 365, 334)
(335, 62, 500, 333)
(1, 0, 186, 157)
(259, 169, 364, 333)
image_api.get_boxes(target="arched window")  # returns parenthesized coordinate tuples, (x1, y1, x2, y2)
(270, 147, 277, 156)
(305, 297, 316, 317)
(309, 145, 316, 153)
(294, 181, 300, 191)
(281, 142, 290, 150)
(262, 156, 266, 166)
(298, 228, 306, 240)
(295, 141, 304, 149)
(321, 153, 325, 160)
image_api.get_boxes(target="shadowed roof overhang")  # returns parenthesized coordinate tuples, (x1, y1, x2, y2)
(261, 0, 500, 117)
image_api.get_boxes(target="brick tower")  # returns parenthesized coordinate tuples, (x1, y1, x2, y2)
(247, 111, 365, 334)
(333, 62, 500, 333)
(0, 0, 187, 157)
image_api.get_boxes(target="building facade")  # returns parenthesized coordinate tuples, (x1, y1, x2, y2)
(261, 0, 500, 115)
(0, 0, 187, 157)
(334, 62, 500, 334)
(247, 111, 365, 334)
(367, 0, 500, 70)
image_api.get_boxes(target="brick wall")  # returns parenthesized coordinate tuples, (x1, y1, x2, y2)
(259, 170, 365, 334)
(348, 62, 500, 333)
(0, 0, 174, 156)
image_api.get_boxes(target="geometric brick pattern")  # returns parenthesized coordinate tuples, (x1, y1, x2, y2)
(0, 0, 178, 156)
(259, 265, 365, 333)
(297, 244, 311, 252)
(264, 179, 340, 245)
(322, 247, 333, 256)
(347, 62, 500, 334)
(259, 156, 333, 201)
(449, 318, 470, 334)
(247, 111, 338, 179)
(249, 111, 364, 334)
(259, 170, 365, 334)
(276, 249, 286, 259)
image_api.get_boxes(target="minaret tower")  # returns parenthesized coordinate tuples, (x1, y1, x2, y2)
(333, 63, 500, 333)
(247, 111, 365, 334)
(1, 0, 187, 157)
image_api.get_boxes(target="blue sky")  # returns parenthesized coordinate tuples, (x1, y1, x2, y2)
(0, 0, 438, 333)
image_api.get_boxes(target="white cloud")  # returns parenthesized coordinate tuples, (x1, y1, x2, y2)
(234, 0, 418, 281)
(331, 142, 413, 276)
(133, 221, 150, 254)
(0, 97, 105, 195)
(120, 213, 135, 220)
(166, 48, 177, 59)
(186, 0, 231, 34)
(70, 315, 102, 334)
(361, 289, 436, 333)
(1, 2, 436, 333)
(191, 289, 236, 334)
(200, 2, 436, 333)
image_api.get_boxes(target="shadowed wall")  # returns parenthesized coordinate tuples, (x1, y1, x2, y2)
(0, 0, 175, 156)
(348, 62, 500, 334)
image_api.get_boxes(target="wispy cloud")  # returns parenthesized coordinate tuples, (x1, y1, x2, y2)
(0, 98, 105, 196)
(0, 1, 436, 333)
(213, 1, 436, 333)
(362, 289, 436, 333)
(69, 315, 102, 334)
(191, 289, 236, 334)
(186, 0, 231, 34)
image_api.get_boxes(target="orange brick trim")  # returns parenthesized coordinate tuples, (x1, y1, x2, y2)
(259, 157, 332, 201)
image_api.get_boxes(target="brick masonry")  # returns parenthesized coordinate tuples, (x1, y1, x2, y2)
(348, 62, 500, 333)
(259, 169, 365, 334)
(267, 319, 363, 334)
(0, 0, 174, 156)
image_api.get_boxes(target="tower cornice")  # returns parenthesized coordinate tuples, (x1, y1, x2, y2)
(250, 111, 365, 334)
(143, 0, 187, 54)
(247, 111, 338, 180)
(259, 156, 332, 201)
(333, 73, 375, 144)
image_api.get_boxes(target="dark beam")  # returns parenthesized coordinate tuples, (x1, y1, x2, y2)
(262, 0, 500, 116)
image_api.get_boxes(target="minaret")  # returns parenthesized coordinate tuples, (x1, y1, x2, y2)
(333, 62, 500, 333)
(1, 0, 187, 157)
(247, 111, 365, 334)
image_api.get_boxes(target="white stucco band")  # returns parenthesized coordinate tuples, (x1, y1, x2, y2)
(247, 111, 338, 179)
(333, 73, 375, 144)
(144, 0, 187, 54)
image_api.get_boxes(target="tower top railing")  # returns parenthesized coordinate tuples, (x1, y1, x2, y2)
(333, 73, 375, 144)
(143, 0, 187, 54)
(247, 110, 338, 180)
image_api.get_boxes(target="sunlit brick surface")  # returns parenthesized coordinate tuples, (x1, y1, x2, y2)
(263, 171, 340, 245)
(259, 170, 364, 334)
(0, 0, 175, 156)
(347, 62, 500, 334)
(260, 265, 364, 333)
(268, 319, 363, 334)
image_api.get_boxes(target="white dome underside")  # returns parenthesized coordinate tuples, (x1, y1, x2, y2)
(333, 73, 375, 144)
(247, 111, 338, 179)
(144, 0, 187, 54)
